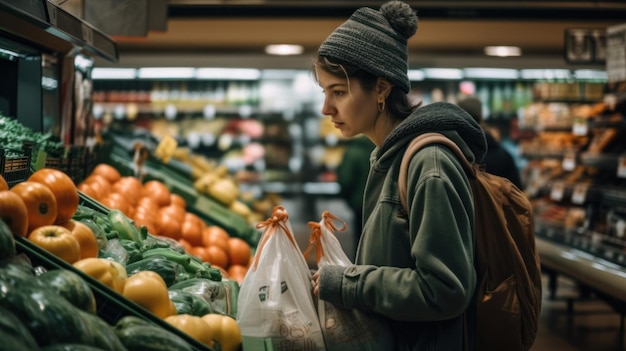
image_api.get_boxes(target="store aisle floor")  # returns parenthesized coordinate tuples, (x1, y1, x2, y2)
(282, 197, 625, 351)
(532, 275, 625, 351)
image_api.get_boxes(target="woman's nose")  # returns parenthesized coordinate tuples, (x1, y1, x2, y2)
(320, 98, 334, 116)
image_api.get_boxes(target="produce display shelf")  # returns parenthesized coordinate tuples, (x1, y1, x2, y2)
(14, 235, 214, 351)
(33, 144, 102, 185)
(0, 142, 33, 186)
(105, 143, 260, 247)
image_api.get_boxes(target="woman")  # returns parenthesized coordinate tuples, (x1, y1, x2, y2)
(311, 1, 487, 350)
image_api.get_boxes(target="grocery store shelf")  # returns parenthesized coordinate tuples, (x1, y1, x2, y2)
(0, 0, 118, 62)
(537, 238, 626, 303)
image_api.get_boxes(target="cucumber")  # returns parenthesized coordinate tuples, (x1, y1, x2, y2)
(115, 324, 195, 351)
(107, 209, 142, 244)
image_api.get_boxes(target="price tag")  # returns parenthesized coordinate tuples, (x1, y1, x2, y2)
(562, 151, 576, 171)
(617, 157, 626, 178)
(572, 117, 588, 136)
(550, 182, 565, 202)
(571, 184, 588, 204)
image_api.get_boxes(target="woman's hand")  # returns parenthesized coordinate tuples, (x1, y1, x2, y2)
(312, 270, 320, 296)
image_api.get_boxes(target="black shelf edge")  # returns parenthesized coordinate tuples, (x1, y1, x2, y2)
(0, 0, 118, 63)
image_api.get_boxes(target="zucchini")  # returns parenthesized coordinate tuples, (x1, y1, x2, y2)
(107, 209, 142, 244)
(114, 324, 195, 351)
(141, 247, 191, 267)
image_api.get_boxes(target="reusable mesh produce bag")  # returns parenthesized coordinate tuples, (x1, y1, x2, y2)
(237, 206, 325, 351)
(305, 211, 394, 351)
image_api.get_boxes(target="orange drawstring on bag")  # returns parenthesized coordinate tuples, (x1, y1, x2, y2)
(252, 206, 298, 270)
(304, 211, 347, 263)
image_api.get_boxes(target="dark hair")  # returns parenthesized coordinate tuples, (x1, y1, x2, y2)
(313, 56, 420, 122)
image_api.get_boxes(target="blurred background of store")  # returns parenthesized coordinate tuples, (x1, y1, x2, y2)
(1, 1, 626, 350)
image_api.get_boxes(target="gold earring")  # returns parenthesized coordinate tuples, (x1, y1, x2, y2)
(378, 99, 385, 113)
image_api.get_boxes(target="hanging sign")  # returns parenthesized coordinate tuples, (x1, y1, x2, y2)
(564, 28, 606, 65)
(606, 23, 626, 83)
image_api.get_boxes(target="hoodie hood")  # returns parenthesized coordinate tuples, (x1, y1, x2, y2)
(378, 101, 487, 163)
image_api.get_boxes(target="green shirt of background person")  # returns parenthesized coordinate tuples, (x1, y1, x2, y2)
(336, 134, 375, 238)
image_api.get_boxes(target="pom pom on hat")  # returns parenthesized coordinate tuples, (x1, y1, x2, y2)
(318, 1, 418, 93)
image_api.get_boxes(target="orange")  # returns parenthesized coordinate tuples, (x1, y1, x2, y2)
(206, 245, 229, 269)
(228, 237, 251, 267)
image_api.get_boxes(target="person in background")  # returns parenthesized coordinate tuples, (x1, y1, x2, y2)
(457, 96, 524, 189)
(336, 134, 375, 244)
(310, 1, 486, 350)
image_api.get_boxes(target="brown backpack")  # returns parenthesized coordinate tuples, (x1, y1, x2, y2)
(399, 132, 542, 351)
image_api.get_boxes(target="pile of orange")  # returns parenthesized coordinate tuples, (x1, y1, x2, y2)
(0, 169, 99, 264)
(79, 163, 252, 283)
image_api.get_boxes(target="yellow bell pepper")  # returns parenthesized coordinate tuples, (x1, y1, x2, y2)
(201, 313, 242, 351)
(165, 314, 214, 348)
(73, 257, 127, 294)
(122, 270, 173, 319)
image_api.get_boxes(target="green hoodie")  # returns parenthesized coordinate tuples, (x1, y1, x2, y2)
(319, 101, 487, 351)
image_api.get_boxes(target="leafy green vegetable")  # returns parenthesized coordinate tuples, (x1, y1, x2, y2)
(0, 114, 64, 158)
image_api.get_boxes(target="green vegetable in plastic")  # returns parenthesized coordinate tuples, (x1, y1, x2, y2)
(125, 255, 190, 287)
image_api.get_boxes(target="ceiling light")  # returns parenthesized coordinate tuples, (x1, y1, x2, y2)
(196, 68, 261, 80)
(423, 68, 463, 80)
(137, 67, 195, 79)
(484, 46, 522, 57)
(265, 44, 304, 56)
(463, 68, 519, 80)
(408, 69, 425, 81)
(520, 69, 572, 80)
(92, 68, 137, 79)
(574, 69, 608, 80)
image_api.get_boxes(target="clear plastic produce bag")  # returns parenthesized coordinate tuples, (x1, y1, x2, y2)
(237, 206, 325, 351)
(305, 211, 394, 351)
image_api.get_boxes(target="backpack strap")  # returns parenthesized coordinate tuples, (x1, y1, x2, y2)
(398, 132, 474, 211)
(399, 134, 479, 351)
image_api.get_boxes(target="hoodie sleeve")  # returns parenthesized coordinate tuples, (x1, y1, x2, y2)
(319, 145, 476, 322)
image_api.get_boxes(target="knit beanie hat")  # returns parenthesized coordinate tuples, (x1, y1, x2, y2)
(318, 1, 418, 93)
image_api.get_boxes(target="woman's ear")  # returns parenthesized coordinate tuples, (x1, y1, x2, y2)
(376, 78, 393, 97)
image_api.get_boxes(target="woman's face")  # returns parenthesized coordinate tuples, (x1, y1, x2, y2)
(317, 68, 378, 138)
